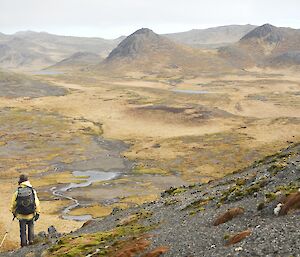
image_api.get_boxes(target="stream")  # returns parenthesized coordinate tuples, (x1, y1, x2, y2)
(51, 170, 118, 221)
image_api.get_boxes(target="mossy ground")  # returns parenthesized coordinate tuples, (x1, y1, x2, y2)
(46, 209, 156, 257)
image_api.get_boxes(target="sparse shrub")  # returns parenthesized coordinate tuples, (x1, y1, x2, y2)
(161, 186, 187, 197)
(164, 199, 178, 206)
(236, 178, 247, 186)
(257, 202, 265, 211)
(276, 184, 299, 196)
(279, 192, 300, 215)
(265, 192, 277, 202)
(268, 162, 288, 175)
(213, 207, 244, 226)
(225, 229, 251, 246)
(223, 234, 230, 240)
(142, 246, 169, 257)
(247, 184, 260, 194)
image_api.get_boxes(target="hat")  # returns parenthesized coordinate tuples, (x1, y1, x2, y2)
(18, 174, 28, 184)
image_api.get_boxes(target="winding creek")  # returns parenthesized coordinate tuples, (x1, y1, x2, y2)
(51, 170, 119, 221)
(47, 136, 132, 222)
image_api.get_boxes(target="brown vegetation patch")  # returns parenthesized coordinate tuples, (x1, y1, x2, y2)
(142, 246, 169, 257)
(112, 236, 151, 257)
(109, 234, 169, 257)
(137, 105, 186, 114)
(132, 104, 233, 124)
(213, 207, 244, 226)
(225, 229, 251, 246)
(279, 192, 300, 215)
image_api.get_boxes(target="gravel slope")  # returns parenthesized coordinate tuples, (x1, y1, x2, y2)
(1, 143, 299, 257)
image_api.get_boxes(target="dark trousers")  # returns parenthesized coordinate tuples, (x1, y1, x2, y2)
(19, 219, 34, 247)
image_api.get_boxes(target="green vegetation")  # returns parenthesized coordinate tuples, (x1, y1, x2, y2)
(47, 209, 155, 257)
(162, 186, 187, 196)
(47, 224, 154, 257)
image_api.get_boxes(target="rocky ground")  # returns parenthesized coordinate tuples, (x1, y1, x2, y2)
(1, 142, 299, 257)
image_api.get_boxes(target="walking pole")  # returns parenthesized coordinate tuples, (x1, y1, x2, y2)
(0, 217, 15, 249)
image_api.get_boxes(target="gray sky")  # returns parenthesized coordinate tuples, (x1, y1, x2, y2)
(1, 0, 300, 39)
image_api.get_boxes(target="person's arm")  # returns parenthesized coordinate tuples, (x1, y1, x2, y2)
(10, 191, 17, 216)
(34, 190, 41, 214)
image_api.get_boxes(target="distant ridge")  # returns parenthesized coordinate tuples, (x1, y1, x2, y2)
(2, 24, 300, 71)
(0, 31, 121, 70)
(164, 24, 257, 48)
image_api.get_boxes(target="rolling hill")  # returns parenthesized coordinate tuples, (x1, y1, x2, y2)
(48, 52, 102, 70)
(2, 24, 300, 72)
(164, 24, 257, 48)
(99, 28, 234, 75)
(219, 24, 300, 69)
(0, 31, 121, 70)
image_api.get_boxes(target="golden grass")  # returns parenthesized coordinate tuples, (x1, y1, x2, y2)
(0, 68, 300, 251)
(69, 203, 129, 218)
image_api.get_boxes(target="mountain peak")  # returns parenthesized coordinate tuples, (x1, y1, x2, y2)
(133, 28, 155, 35)
(105, 28, 166, 61)
(260, 23, 276, 30)
(240, 23, 283, 43)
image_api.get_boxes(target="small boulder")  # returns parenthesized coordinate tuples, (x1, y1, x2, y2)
(47, 225, 61, 239)
(48, 225, 57, 235)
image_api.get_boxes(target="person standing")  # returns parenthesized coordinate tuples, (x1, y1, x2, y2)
(10, 174, 41, 247)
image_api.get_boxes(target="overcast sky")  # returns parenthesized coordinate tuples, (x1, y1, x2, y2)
(1, 0, 300, 39)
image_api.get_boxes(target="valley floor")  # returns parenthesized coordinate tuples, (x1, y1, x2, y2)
(0, 68, 299, 251)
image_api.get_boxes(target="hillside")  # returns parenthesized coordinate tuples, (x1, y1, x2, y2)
(0, 37, 54, 69)
(219, 24, 300, 68)
(48, 52, 102, 70)
(2, 143, 299, 257)
(164, 24, 257, 48)
(98, 28, 234, 75)
(2, 25, 300, 72)
(0, 31, 121, 70)
(0, 69, 67, 98)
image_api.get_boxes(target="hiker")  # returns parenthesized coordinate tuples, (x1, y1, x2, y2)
(10, 174, 41, 247)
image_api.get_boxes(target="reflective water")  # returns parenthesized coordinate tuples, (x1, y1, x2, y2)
(51, 170, 118, 221)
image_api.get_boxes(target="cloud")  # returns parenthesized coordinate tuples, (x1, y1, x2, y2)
(0, 0, 299, 38)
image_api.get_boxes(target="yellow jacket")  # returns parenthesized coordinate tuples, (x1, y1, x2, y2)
(10, 181, 41, 220)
